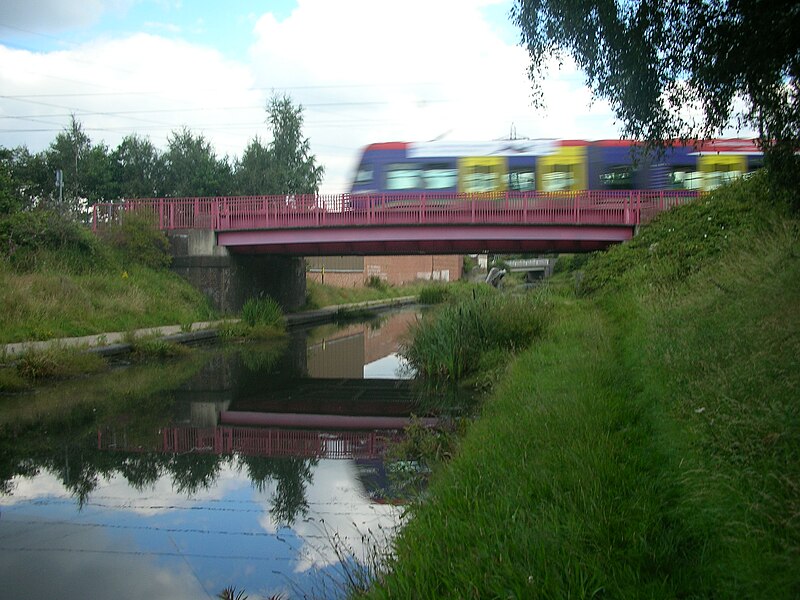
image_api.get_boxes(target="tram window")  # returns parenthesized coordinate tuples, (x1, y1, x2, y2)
(386, 163, 422, 190)
(542, 165, 574, 192)
(463, 165, 498, 193)
(670, 168, 703, 190)
(600, 166, 633, 190)
(422, 164, 457, 189)
(355, 163, 373, 184)
(509, 168, 535, 191)
(704, 163, 742, 190)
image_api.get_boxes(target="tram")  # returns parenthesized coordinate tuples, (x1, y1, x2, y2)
(349, 138, 763, 195)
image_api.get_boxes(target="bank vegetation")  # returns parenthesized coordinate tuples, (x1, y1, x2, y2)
(366, 173, 799, 598)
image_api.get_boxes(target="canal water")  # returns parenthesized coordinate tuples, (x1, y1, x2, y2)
(0, 309, 465, 599)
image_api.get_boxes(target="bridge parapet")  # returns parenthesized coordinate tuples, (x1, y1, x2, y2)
(92, 190, 698, 233)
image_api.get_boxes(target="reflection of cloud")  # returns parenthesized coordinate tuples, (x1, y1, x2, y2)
(0, 464, 251, 515)
(101, 467, 249, 515)
(0, 520, 208, 599)
(363, 353, 413, 379)
(271, 460, 402, 574)
(0, 471, 65, 504)
(1, 458, 402, 595)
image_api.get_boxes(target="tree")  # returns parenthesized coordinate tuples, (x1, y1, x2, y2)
(512, 0, 800, 183)
(81, 142, 116, 205)
(162, 127, 233, 197)
(264, 94, 324, 195)
(112, 134, 165, 200)
(0, 148, 21, 215)
(235, 136, 271, 195)
(45, 115, 92, 214)
(0, 146, 51, 213)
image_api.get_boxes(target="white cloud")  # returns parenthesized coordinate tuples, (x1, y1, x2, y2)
(0, 0, 621, 194)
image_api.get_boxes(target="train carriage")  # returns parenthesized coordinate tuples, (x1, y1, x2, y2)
(349, 138, 763, 198)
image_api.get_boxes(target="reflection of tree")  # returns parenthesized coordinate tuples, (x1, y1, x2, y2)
(241, 455, 317, 526)
(168, 453, 227, 496)
(118, 453, 166, 491)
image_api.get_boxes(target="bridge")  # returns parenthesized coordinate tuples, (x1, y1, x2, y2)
(91, 191, 697, 311)
(92, 190, 697, 255)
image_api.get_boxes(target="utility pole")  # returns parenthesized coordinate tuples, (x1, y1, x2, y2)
(55, 169, 63, 205)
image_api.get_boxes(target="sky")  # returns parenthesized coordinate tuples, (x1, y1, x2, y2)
(0, 0, 623, 194)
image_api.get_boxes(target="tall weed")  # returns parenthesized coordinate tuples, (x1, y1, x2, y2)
(402, 292, 549, 380)
(241, 296, 284, 328)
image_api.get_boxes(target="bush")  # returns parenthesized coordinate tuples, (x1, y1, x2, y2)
(0, 210, 110, 272)
(98, 211, 171, 269)
(129, 337, 189, 361)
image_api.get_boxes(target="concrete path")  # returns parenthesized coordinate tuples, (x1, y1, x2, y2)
(1, 296, 417, 358)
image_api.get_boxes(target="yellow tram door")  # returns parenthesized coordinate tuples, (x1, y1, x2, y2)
(698, 154, 747, 191)
(458, 157, 507, 194)
(536, 145, 587, 192)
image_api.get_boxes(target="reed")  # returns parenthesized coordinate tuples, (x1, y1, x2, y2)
(401, 292, 549, 381)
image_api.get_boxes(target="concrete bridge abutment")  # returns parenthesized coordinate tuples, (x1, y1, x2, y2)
(167, 230, 306, 313)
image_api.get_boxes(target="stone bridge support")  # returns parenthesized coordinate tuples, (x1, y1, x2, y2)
(167, 230, 306, 313)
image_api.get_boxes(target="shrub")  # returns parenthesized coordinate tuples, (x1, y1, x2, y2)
(99, 211, 171, 269)
(0, 210, 110, 273)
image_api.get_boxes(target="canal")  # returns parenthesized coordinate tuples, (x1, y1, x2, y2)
(0, 308, 469, 599)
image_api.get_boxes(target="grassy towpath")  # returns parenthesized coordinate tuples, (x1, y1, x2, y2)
(368, 297, 696, 598)
(365, 174, 799, 598)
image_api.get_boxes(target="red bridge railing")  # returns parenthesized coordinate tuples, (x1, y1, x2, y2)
(92, 190, 699, 232)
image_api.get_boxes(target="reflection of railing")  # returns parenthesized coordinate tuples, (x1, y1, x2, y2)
(98, 426, 405, 460)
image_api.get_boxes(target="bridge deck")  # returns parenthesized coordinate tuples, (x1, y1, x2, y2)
(92, 191, 698, 255)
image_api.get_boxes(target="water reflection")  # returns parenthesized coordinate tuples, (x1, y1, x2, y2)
(0, 308, 464, 599)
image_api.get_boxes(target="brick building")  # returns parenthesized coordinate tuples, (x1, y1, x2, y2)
(306, 255, 463, 287)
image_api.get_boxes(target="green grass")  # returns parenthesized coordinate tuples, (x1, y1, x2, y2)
(0, 210, 216, 344)
(303, 280, 423, 310)
(401, 290, 550, 381)
(0, 346, 107, 391)
(364, 176, 800, 598)
(241, 296, 285, 328)
(0, 262, 215, 343)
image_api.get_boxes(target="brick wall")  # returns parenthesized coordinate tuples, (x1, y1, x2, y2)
(307, 255, 463, 287)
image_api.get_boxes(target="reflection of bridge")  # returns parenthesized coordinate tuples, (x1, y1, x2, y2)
(230, 378, 416, 416)
(93, 191, 697, 255)
(98, 426, 406, 460)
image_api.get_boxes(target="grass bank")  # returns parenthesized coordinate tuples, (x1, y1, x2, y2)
(0, 211, 215, 344)
(365, 174, 799, 598)
(304, 279, 426, 310)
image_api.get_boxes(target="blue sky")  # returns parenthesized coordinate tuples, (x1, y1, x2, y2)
(2, 1, 298, 57)
(0, 0, 619, 192)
